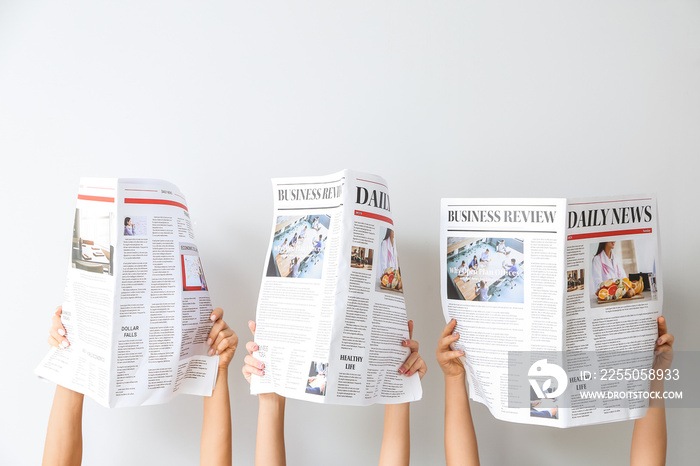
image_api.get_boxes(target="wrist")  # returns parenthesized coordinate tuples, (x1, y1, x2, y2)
(57, 384, 84, 400)
(260, 392, 285, 403)
(443, 371, 466, 381)
(444, 373, 468, 388)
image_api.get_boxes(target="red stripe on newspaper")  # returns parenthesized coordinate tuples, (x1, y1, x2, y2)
(357, 178, 388, 189)
(124, 198, 188, 211)
(125, 189, 158, 192)
(78, 194, 115, 203)
(567, 228, 652, 241)
(354, 210, 393, 225)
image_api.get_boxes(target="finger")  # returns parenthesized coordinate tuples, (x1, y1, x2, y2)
(410, 358, 428, 378)
(47, 335, 61, 349)
(209, 324, 231, 356)
(50, 315, 70, 348)
(241, 365, 252, 383)
(403, 354, 427, 377)
(49, 328, 70, 348)
(438, 332, 460, 352)
(50, 314, 67, 338)
(438, 349, 465, 362)
(241, 362, 264, 382)
(656, 333, 674, 348)
(211, 328, 232, 354)
(246, 341, 259, 355)
(244, 354, 265, 370)
(402, 338, 419, 352)
(55, 306, 62, 317)
(399, 352, 421, 374)
(408, 320, 414, 341)
(655, 344, 673, 353)
(657, 316, 668, 338)
(210, 307, 224, 323)
(441, 319, 458, 338)
(217, 329, 238, 354)
(49, 334, 70, 349)
(244, 354, 265, 372)
(206, 318, 227, 347)
(248, 320, 256, 337)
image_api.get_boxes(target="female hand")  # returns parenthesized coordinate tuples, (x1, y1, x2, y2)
(399, 320, 427, 379)
(48, 306, 70, 349)
(653, 316, 674, 371)
(242, 320, 265, 383)
(437, 319, 466, 379)
(206, 307, 238, 370)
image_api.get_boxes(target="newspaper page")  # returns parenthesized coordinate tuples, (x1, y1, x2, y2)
(251, 169, 422, 405)
(440, 195, 662, 427)
(562, 194, 662, 427)
(35, 178, 218, 408)
(440, 198, 567, 425)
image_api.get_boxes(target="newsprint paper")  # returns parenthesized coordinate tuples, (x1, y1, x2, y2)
(441, 195, 662, 427)
(251, 169, 422, 405)
(36, 178, 218, 408)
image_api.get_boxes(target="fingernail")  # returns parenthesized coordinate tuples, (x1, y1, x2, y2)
(210, 314, 217, 321)
(459, 351, 465, 355)
(403, 340, 410, 345)
(454, 333, 460, 338)
(216, 350, 219, 355)
(58, 328, 66, 336)
(258, 362, 265, 369)
(207, 338, 213, 346)
(398, 367, 406, 374)
(657, 338, 663, 344)
(253, 345, 259, 351)
(208, 348, 214, 356)
(61, 340, 69, 348)
(259, 369, 265, 375)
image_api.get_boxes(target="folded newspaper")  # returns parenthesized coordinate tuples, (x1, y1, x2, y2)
(251, 169, 422, 405)
(440, 195, 662, 427)
(35, 178, 219, 408)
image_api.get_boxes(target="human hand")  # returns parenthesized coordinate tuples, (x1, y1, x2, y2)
(206, 308, 238, 371)
(48, 306, 70, 349)
(399, 320, 427, 379)
(242, 320, 265, 384)
(437, 319, 466, 379)
(653, 316, 674, 371)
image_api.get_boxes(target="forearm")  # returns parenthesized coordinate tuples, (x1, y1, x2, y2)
(631, 379, 666, 466)
(444, 376, 479, 466)
(378, 403, 410, 466)
(43, 385, 84, 466)
(201, 369, 232, 466)
(256, 393, 286, 466)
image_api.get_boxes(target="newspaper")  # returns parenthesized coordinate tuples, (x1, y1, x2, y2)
(35, 178, 218, 408)
(440, 195, 662, 427)
(251, 169, 422, 405)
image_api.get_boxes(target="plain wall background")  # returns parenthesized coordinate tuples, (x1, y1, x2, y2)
(1, 1, 698, 464)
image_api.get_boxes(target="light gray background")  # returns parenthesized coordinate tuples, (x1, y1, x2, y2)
(1, 1, 698, 464)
